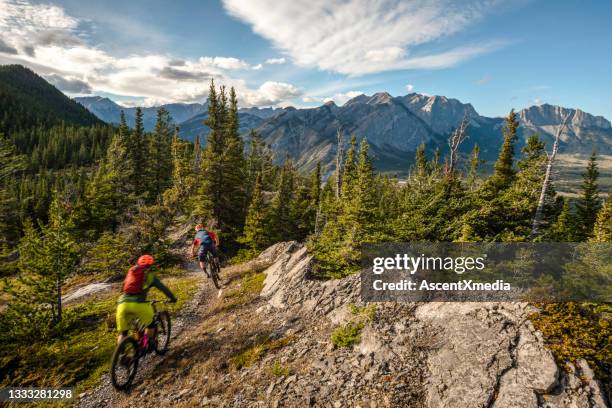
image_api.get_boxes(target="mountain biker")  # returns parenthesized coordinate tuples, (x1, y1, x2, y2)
(116, 254, 176, 346)
(191, 223, 220, 277)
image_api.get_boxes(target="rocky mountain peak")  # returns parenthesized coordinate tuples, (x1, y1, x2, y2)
(519, 104, 611, 129)
(367, 92, 393, 105)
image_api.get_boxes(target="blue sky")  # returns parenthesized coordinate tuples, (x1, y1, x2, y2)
(0, 0, 611, 119)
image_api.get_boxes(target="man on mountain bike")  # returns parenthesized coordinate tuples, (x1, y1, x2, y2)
(191, 223, 220, 277)
(116, 255, 176, 345)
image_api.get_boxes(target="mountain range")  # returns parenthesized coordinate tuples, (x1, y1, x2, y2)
(2, 64, 609, 178)
(74, 96, 207, 131)
(246, 93, 612, 174)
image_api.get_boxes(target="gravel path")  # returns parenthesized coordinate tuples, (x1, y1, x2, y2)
(76, 263, 220, 408)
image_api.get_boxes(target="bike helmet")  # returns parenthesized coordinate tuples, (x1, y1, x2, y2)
(195, 223, 204, 231)
(137, 254, 155, 266)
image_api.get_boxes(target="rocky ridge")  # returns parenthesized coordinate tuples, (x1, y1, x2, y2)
(256, 242, 608, 407)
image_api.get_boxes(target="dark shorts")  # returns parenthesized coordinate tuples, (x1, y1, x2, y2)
(198, 242, 218, 261)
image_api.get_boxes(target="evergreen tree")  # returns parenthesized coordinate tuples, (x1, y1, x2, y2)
(490, 109, 519, 191)
(414, 143, 428, 177)
(131, 107, 146, 194)
(146, 107, 173, 201)
(466, 144, 482, 189)
(592, 194, 611, 242)
(80, 131, 134, 234)
(269, 157, 294, 241)
(549, 198, 574, 241)
(238, 173, 269, 255)
(10, 196, 79, 329)
(196, 82, 247, 247)
(575, 151, 601, 240)
(341, 135, 358, 199)
(164, 127, 195, 211)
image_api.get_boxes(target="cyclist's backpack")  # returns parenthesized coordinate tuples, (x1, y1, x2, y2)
(122, 265, 147, 295)
(195, 229, 212, 245)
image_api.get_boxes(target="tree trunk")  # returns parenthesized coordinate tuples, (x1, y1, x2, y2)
(446, 113, 469, 176)
(531, 114, 571, 236)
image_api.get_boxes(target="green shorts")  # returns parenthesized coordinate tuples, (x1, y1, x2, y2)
(116, 301, 154, 332)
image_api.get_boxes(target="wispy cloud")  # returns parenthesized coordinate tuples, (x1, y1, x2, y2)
(475, 73, 492, 85)
(303, 90, 363, 106)
(0, 0, 299, 106)
(223, 0, 508, 76)
(406, 84, 414, 92)
(265, 57, 286, 64)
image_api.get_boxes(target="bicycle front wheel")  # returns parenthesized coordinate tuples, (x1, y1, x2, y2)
(154, 311, 172, 355)
(110, 336, 139, 390)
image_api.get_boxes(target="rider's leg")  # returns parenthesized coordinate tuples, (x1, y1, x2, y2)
(117, 331, 128, 344)
(116, 303, 130, 344)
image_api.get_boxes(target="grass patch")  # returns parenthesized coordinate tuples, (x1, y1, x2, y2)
(269, 360, 289, 377)
(220, 272, 266, 311)
(530, 302, 610, 396)
(331, 321, 365, 348)
(0, 275, 198, 394)
(230, 335, 294, 370)
(349, 303, 377, 321)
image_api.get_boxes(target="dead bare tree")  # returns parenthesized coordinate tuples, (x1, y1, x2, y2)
(335, 128, 344, 198)
(530, 113, 571, 236)
(445, 113, 470, 176)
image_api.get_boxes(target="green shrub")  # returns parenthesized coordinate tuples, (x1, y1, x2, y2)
(349, 303, 377, 321)
(230, 335, 294, 370)
(530, 302, 610, 395)
(269, 360, 289, 377)
(330, 321, 364, 348)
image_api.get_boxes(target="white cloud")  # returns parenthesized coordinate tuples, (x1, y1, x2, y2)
(244, 81, 302, 106)
(223, 0, 506, 76)
(322, 91, 363, 106)
(265, 57, 286, 65)
(406, 84, 414, 92)
(252, 63, 263, 70)
(0, 0, 300, 107)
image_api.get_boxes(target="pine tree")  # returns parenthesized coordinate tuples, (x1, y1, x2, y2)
(269, 157, 294, 241)
(81, 131, 134, 233)
(575, 151, 601, 240)
(196, 82, 247, 246)
(146, 107, 173, 201)
(592, 194, 611, 242)
(238, 173, 269, 255)
(466, 144, 482, 189)
(6, 196, 79, 335)
(131, 107, 146, 194)
(491, 109, 519, 190)
(164, 127, 194, 210)
(549, 198, 574, 241)
(341, 135, 358, 199)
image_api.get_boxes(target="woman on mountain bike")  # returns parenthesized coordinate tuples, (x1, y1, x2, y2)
(191, 223, 220, 277)
(116, 255, 176, 346)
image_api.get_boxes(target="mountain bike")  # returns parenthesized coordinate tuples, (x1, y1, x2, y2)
(110, 300, 172, 390)
(204, 251, 222, 289)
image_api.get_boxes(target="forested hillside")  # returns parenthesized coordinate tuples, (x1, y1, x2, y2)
(0, 73, 609, 396)
(0, 65, 102, 134)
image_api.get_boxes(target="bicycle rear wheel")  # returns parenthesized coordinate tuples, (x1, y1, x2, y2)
(154, 311, 172, 355)
(110, 337, 139, 390)
(210, 260, 221, 289)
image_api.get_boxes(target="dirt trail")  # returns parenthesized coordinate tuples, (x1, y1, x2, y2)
(76, 262, 218, 407)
